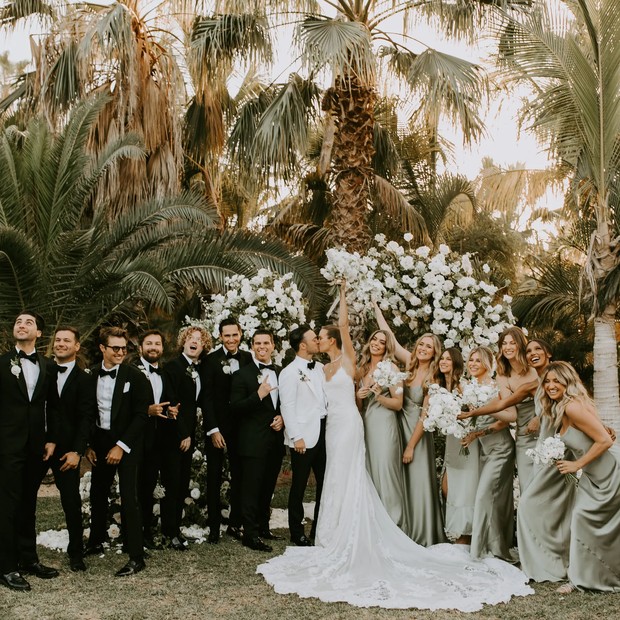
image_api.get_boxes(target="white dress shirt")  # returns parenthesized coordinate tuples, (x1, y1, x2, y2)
(96, 363, 131, 453)
(254, 357, 278, 408)
(57, 359, 76, 396)
(140, 357, 163, 403)
(182, 353, 201, 400)
(17, 346, 40, 400)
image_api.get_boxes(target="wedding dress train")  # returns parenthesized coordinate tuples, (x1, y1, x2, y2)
(258, 368, 533, 611)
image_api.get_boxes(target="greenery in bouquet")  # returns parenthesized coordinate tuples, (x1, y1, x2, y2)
(199, 268, 308, 364)
(321, 235, 516, 354)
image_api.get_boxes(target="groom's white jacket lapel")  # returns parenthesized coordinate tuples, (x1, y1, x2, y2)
(279, 355, 327, 450)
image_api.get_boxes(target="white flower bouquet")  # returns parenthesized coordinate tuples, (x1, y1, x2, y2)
(423, 384, 467, 439)
(526, 435, 579, 485)
(459, 377, 499, 411)
(372, 360, 409, 392)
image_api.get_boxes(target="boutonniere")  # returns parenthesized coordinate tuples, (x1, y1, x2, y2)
(257, 372, 264, 384)
(298, 370, 310, 383)
(221, 359, 232, 375)
(10, 356, 21, 378)
(136, 364, 150, 379)
(186, 365, 198, 381)
(84, 368, 92, 375)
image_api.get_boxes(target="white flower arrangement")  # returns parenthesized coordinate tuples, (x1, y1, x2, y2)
(460, 377, 499, 411)
(136, 363, 150, 379)
(423, 384, 467, 439)
(372, 360, 409, 392)
(196, 268, 308, 365)
(10, 356, 21, 378)
(221, 360, 232, 375)
(321, 234, 516, 354)
(186, 365, 199, 381)
(526, 434, 579, 485)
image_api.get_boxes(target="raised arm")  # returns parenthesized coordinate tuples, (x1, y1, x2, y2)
(373, 301, 411, 365)
(339, 282, 357, 369)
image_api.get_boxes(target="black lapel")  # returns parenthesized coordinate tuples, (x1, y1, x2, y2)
(110, 365, 126, 422)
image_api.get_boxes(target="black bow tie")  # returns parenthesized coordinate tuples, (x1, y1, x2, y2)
(149, 365, 161, 375)
(226, 351, 240, 360)
(18, 350, 38, 364)
(56, 365, 68, 373)
(307, 360, 316, 370)
(99, 368, 117, 379)
(259, 363, 275, 371)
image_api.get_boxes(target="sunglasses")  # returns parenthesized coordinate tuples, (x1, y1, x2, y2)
(104, 345, 128, 353)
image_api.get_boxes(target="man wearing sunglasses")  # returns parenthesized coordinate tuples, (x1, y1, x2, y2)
(84, 327, 150, 577)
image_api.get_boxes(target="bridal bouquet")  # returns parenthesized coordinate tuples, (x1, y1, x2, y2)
(372, 360, 409, 393)
(526, 435, 579, 485)
(460, 378, 499, 411)
(423, 384, 467, 439)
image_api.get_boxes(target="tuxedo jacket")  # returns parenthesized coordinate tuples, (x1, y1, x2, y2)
(279, 356, 327, 450)
(90, 364, 150, 452)
(53, 365, 97, 456)
(200, 346, 253, 439)
(230, 361, 284, 459)
(0, 350, 59, 455)
(131, 360, 162, 446)
(162, 355, 201, 441)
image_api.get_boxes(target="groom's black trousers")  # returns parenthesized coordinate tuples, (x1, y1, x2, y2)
(288, 418, 326, 541)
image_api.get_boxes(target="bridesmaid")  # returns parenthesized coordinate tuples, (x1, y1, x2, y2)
(440, 348, 479, 546)
(461, 347, 517, 562)
(538, 361, 620, 593)
(496, 327, 539, 494)
(356, 329, 408, 531)
(374, 306, 445, 545)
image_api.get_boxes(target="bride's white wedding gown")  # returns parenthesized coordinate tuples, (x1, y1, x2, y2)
(258, 368, 533, 611)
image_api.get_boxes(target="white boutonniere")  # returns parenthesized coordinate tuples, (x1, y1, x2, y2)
(84, 368, 92, 375)
(186, 365, 198, 381)
(136, 363, 150, 378)
(298, 370, 310, 383)
(257, 372, 264, 384)
(10, 356, 21, 378)
(221, 359, 232, 375)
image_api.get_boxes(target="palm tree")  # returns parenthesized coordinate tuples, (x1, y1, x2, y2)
(495, 0, 620, 426)
(0, 97, 326, 348)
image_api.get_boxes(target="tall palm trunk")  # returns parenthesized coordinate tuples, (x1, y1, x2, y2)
(593, 304, 620, 431)
(324, 74, 375, 254)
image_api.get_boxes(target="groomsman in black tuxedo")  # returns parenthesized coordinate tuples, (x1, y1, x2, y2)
(0, 311, 59, 591)
(201, 318, 253, 544)
(160, 325, 211, 550)
(230, 328, 285, 552)
(135, 330, 168, 548)
(45, 327, 96, 571)
(84, 327, 150, 577)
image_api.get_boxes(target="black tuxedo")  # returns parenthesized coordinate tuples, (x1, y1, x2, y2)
(200, 347, 253, 532)
(88, 364, 150, 562)
(159, 354, 201, 538)
(0, 350, 58, 574)
(132, 360, 162, 538)
(230, 361, 284, 541)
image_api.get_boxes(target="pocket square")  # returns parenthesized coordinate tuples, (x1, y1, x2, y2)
(123, 382, 131, 393)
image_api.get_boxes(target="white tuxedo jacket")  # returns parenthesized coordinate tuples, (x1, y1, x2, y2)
(279, 356, 327, 449)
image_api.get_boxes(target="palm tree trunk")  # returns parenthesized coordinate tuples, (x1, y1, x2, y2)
(593, 302, 620, 435)
(325, 74, 375, 254)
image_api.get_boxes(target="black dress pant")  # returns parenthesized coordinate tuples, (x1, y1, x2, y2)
(158, 421, 188, 538)
(240, 448, 283, 541)
(205, 430, 242, 531)
(139, 423, 160, 537)
(288, 418, 326, 540)
(88, 429, 143, 562)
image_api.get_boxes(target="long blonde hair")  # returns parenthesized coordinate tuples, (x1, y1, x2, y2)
(467, 346, 496, 380)
(496, 326, 529, 377)
(357, 329, 396, 380)
(536, 361, 595, 431)
(406, 332, 442, 386)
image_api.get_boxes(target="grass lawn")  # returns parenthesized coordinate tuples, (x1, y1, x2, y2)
(2, 481, 619, 620)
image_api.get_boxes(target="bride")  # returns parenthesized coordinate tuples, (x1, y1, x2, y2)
(258, 283, 533, 611)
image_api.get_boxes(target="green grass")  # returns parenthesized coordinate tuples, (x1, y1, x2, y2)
(3, 490, 620, 620)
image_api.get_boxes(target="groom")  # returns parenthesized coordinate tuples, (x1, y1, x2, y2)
(279, 325, 327, 546)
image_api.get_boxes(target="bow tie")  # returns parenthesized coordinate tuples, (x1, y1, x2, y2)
(149, 365, 161, 375)
(56, 365, 68, 374)
(259, 363, 275, 371)
(307, 360, 316, 370)
(18, 350, 38, 364)
(226, 351, 240, 360)
(99, 368, 117, 379)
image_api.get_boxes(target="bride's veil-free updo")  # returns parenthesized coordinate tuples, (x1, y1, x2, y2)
(320, 324, 342, 350)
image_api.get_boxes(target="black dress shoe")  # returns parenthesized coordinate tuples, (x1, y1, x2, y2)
(0, 572, 31, 591)
(208, 531, 220, 544)
(84, 543, 104, 556)
(20, 562, 59, 579)
(168, 536, 188, 551)
(143, 536, 161, 551)
(242, 536, 272, 552)
(226, 525, 243, 540)
(291, 535, 313, 547)
(259, 530, 284, 541)
(69, 557, 87, 572)
(115, 559, 145, 577)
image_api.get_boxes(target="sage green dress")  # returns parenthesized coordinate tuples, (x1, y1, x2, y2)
(400, 385, 446, 546)
(514, 398, 539, 494)
(516, 417, 576, 582)
(471, 415, 516, 562)
(362, 389, 408, 532)
(562, 426, 620, 591)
